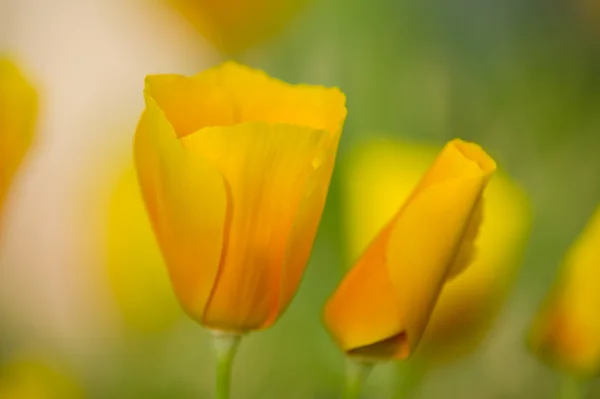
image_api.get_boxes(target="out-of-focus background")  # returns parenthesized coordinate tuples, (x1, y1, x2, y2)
(1, 0, 599, 398)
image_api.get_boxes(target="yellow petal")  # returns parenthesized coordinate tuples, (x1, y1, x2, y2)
(341, 139, 435, 265)
(144, 73, 236, 137)
(324, 222, 407, 358)
(324, 139, 496, 361)
(133, 95, 228, 322)
(529, 205, 600, 376)
(0, 59, 37, 216)
(383, 176, 490, 356)
(275, 148, 338, 321)
(208, 62, 346, 135)
(166, 0, 309, 54)
(145, 62, 346, 138)
(445, 195, 484, 279)
(182, 122, 331, 331)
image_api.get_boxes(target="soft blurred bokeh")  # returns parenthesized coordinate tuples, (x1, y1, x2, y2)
(1, 0, 599, 397)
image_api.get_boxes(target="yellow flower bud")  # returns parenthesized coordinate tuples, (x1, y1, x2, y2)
(324, 139, 496, 361)
(335, 139, 530, 363)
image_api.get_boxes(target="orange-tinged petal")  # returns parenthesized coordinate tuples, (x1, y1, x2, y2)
(133, 95, 228, 322)
(275, 146, 339, 320)
(182, 122, 331, 331)
(0, 58, 37, 216)
(324, 221, 406, 358)
(383, 175, 490, 355)
(324, 139, 496, 361)
(529, 205, 600, 377)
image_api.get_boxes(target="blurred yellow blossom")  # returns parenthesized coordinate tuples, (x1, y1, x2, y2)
(336, 139, 530, 363)
(167, 0, 309, 54)
(324, 139, 496, 361)
(0, 58, 37, 219)
(134, 61, 346, 333)
(0, 355, 82, 399)
(529, 205, 600, 377)
(106, 165, 181, 333)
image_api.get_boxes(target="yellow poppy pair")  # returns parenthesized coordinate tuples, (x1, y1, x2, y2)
(2, 58, 600, 385)
(133, 61, 496, 363)
(131, 61, 600, 378)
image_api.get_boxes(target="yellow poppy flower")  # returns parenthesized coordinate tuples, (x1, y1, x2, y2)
(529, 205, 600, 377)
(168, 0, 309, 54)
(324, 139, 496, 361)
(134, 61, 346, 333)
(336, 139, 530, 363)
(106, 165, 180, 333)
(0, 58, 37, 217)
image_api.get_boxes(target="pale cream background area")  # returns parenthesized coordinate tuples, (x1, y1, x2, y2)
(0, 0, 213, 357)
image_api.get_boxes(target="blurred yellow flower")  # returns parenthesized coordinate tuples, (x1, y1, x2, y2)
(106, 165, 180, 333)
(529, 205, 600, 377)
(324, 139, 496, 361)
(0, 355, 82, 399)
(0, 58, 37, 218)
(168, 0, 309, 54)
(336, 139, 530, 364)
(134, 61, 346, 333)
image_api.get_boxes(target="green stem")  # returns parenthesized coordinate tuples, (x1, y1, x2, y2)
(344, 359, 374, 399)
(558, 374, 586, 399)
(211, 331, 242, 399)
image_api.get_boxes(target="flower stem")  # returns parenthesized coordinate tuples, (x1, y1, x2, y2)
(558, 374, 585, 399)
(211, 331, 242, 399)
(344, 359, 374, 399)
